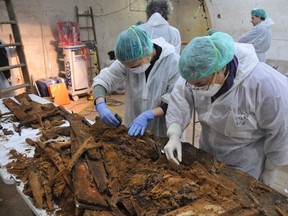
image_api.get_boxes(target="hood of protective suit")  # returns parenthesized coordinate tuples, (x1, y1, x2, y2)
(145, 12, 169, 27)
(151, 37, 176, 58)
(138, 12, 181, 54)
(233, 43, 259, 84)
(260, 18, 274, 28)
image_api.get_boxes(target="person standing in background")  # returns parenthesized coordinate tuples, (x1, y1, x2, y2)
(138, 0, 182, 54)
(0, 39, 17, 98)
(238, 8, 274, 62)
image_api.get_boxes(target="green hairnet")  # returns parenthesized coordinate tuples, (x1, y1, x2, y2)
(115, 25, 153, 62)
(251, 8, 267, 19)
(179, 32, 235, 80)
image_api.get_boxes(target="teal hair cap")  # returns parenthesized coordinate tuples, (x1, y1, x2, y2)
(115, 25, 153, 62)
(251, 8, 267, 19)
(179, 32, 235, 80)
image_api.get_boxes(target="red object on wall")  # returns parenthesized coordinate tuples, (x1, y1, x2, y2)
(56, 21, 81, 46)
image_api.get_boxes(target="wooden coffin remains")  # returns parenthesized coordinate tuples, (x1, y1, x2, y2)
(2, 93, 288, 216)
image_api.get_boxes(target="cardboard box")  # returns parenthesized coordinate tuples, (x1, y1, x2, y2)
(35, 77, 66, 97)
(48, 82, 70, 105)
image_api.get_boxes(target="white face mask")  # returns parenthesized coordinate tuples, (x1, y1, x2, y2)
(130, 63, 150, 74)
(194, 83, 222, 97)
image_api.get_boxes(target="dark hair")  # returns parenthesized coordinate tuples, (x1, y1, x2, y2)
(108, 51, 115, 60)
(146, 0, 173, 21)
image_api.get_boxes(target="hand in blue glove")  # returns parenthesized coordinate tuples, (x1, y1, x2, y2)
(128, 110, 154, 136)
(96, 101, 120, 128)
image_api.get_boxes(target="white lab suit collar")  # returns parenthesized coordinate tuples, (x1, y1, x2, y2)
(151, 37, 176, 59)
(233, 43, 259, 85)
(260, 18, 275, 27)
(147, 12, 169, 27)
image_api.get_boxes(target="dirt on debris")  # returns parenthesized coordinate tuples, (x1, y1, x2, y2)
(2, 93, 288, 216)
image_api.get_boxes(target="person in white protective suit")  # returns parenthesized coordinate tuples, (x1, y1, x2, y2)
(238, 8, 274, 62)
(138, 0, 181, 54)
(92, 25, 180, 137)
(163, 32, 288, 186)
(0, 39, 17, 98)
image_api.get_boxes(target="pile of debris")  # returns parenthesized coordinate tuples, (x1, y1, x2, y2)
(2, 93, 288, 215)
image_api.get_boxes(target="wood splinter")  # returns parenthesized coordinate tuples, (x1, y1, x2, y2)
(48, 137, 102, 187)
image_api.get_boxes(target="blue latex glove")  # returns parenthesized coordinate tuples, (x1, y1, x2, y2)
(128, 110, 154, 136)
(96, 101, 120, 128)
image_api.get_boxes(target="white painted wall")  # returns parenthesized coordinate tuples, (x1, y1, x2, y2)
(0, 0, 286, 88)
(0, 0, 209, 85)
(0, 0, 148, 82)
(205, 0, 288, 74)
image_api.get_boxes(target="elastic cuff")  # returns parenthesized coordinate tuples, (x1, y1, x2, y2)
(94, 97, 106, 106)
(96, 101, 105, 107)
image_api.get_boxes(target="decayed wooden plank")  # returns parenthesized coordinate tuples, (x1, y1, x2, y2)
(85, 155, 108, 193)
(28, 169, 44, 209)
(162, 198, 260, 216)
(2, 97, 29, 120)
(73, 160, 108, 208)
(3, 93, 288, 216)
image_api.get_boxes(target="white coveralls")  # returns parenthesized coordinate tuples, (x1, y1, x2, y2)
(0, 39, 17, 98)
(166, 42, 288, 180)
(238, 18, 274, 62)
(93, 38, 180, 137)
(139, 13, 181, 54)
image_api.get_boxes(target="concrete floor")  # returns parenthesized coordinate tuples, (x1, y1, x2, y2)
(0, 93, 287, 215)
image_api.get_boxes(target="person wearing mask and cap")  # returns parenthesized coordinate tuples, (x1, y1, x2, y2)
(93, 25, 180, 137)
(163, 32, 288, 186)
(238, 8, 274, 62)
(138, 0, 181, 54)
